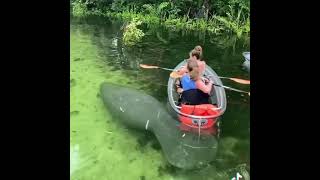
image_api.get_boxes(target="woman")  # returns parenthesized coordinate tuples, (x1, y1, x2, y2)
(177, 46, 206, 76)
(194, 45, 203, 60)
(179, 59, 213, 105)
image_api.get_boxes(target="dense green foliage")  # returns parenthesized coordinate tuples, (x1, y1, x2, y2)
(71, 0, 88, 17)
(122, 19, 145, 46)
(71, 0, 250, 38)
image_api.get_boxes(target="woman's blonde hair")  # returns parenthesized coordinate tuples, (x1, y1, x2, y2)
(189, 49, 201, 60)
(194, 45, 202, 52)
(187, 59, 199, 81)
(194, 45, 203, 59)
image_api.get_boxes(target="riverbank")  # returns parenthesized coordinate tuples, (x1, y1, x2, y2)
(71, 1, 250, 38)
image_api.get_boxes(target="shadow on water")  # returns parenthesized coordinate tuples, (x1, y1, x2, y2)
(71, 15, 250, 179)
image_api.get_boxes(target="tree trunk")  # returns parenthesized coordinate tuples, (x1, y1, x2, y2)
(203, 0, 210, 20)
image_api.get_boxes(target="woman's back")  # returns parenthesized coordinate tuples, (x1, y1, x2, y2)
(181, 89, 209, 105)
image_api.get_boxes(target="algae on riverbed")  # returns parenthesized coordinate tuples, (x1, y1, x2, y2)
(70, 23, 173, 180)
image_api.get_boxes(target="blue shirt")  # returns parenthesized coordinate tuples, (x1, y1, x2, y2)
(181, 75, 196, 91)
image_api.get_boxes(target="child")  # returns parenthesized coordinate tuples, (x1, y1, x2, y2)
(179, 59, 213, 105)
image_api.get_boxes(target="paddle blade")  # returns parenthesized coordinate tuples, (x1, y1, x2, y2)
(139, 64, 159, 69)
(170, 71, 182, 79)
(229, 78, 250, 84)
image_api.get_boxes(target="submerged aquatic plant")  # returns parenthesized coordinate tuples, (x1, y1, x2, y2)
(123, 19, 145, 46)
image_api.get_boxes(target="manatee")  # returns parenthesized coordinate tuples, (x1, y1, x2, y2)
(100, 82, 218, 169)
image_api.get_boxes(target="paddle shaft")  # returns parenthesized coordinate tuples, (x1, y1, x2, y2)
(212, 83, 249, 94)
(169, 71, 249, 94)
(160, 67, 249, 84)
(140, 64, 250, 94)
(159, 67, 175, 71)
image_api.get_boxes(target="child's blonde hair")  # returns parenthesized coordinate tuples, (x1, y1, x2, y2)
(187, 59, 200, 81)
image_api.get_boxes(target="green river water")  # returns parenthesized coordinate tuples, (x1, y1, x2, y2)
(70, 15, 250, 180)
